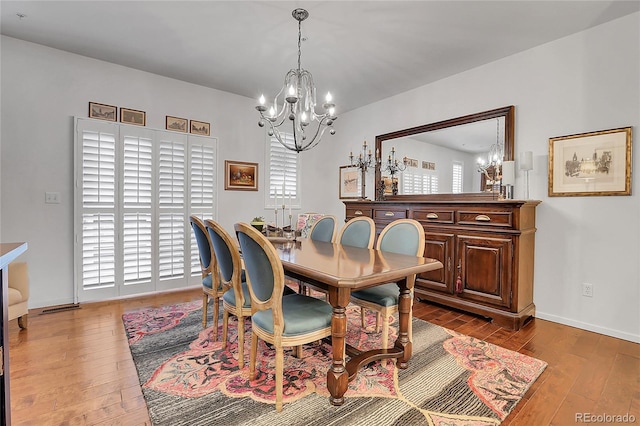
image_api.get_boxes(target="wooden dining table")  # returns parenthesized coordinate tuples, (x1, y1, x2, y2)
(269, 238, 443, 406)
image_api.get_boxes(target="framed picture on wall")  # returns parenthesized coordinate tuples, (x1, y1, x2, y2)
(88, 102, 117, 122)
(339, 166, 361, 199)
(166, 116, 188, 132)
(548, 126, 632, 197)
(225, 160, 258, 191)
(120, 108, 146, 126)
(190, 120, 210, 136)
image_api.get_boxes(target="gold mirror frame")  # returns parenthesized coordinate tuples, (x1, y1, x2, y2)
(374, 105, 515, 201)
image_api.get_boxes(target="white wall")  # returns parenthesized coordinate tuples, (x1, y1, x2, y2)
(2, 12, 638, 342)
(0, 36, 288, 307)
(316, 13, 639, 342)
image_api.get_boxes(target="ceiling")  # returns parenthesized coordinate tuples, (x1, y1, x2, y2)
(1, 1, 639, 113)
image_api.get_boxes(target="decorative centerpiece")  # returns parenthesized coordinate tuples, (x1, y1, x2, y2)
(250, 216, 265, 232)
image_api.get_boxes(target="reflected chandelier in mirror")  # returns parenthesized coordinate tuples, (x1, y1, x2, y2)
(374, 106, 514, 201)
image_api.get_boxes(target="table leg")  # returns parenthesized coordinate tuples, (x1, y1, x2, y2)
(395, 278, 413, 369)
(326, 287, 350, 405)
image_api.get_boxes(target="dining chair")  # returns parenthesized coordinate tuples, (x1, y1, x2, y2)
(335, 216, 376, 248)
(349, 219, 425, 348)
(205, 219, 251, 368)
(234, 222, 333, 412)
(307, 215, 337, 243)
(190, 215, 225, 335)
(298, 215, 338, 296)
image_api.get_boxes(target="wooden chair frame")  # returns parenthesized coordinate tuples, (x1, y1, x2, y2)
(189, 215, 226, 335)
(234, 222, 332, 412)
(350, 219, 425, 348)
(307, 215, 338, 243)
(205, 219, 250, 368)
(335, 216, 376, 248)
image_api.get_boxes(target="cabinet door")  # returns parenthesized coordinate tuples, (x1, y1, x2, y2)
(416, 231, 455, 294)
(456, 234, 513, 309)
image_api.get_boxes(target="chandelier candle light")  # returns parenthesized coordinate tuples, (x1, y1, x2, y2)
(256, 8, 337, 153)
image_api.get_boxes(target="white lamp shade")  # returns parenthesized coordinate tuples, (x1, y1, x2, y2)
(519, 151, 533, 171)
(502, 161, 515, 185)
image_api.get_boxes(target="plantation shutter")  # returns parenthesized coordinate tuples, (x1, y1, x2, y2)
(267, 133, 300, 209)
(121, 129, 154, 295)
(188, 136, 216, 276)
(75, 118, 217, 302)
(79, 121, 117, 298)
(452, 162, 463, 193)
(158, 133, 187, 285)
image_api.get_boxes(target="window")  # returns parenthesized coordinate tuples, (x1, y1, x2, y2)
(266, 133, 301, 211)
(452, 162, 463, 193)
(75, 118, 216, 302)
(402, 171, 438, 194)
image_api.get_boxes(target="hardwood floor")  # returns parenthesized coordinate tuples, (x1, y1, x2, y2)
(7, 289, 639, 425)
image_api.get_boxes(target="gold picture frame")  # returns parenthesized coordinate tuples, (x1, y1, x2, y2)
(88, 102, 117, 122)
(339, 166, 361, 199)
(120, 108, 146, 126)
(548, 127, 632, 197)
(225, 160, 258, 191)
(166, 116, 188, 133)
(190, 120, 210, 136)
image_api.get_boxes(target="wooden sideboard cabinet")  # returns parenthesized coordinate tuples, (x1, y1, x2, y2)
(344, 199, 540, 330)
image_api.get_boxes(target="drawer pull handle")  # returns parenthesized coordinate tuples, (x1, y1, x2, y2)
(385, 211, 395, 217)
(475, 214, 491, 222)
(354, 210, 363, 215)
(426, 213, 439, 219)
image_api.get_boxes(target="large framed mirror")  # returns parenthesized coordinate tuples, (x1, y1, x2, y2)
(374, 105, 514, 201)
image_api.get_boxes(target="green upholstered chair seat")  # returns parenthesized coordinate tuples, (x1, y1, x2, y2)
(253, 294, 332, 336)
(223, 281, 251, 309)
(351, 283, 399, 307)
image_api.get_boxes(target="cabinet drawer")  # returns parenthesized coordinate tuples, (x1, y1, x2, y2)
(346, 207, 372, 218)
(412, 209, 454, 224)
(457, 210, 513, 228)
(373, 209, 407, 221)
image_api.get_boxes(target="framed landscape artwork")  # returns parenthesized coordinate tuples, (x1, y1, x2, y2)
(89, 102, 117, 122)
(120, 108, 146, 126)
(190, 120, 210, 136)
(166, 116, 188, 132)
(225, 160, 258, 191)
(339, 166, 361, 199)
(548, 127, 632, 197)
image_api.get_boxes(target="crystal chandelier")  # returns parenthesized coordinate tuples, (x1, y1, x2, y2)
(256, 8, 337, 153)
(477, 118, 504, 175)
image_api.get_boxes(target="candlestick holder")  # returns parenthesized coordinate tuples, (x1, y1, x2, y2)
(348, 140, 376, 200)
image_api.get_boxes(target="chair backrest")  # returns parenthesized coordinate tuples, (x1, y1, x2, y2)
(336, 216, 376, 248)
(189, 215, 215, 278)
(205, 219, 243, 298)
(234, 222, 285, 315)
(376, 219, 425, 257)
(308, 215, 337, 243)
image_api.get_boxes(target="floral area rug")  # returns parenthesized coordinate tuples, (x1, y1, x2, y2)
(123, 301, 547, 426)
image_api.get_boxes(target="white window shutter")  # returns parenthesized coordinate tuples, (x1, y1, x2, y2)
(75, 118, 217, 302)
(267, 134, 300, 207)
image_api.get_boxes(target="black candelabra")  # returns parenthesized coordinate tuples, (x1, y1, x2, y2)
(379, 146, 407, 196)
(349, 140, 376, 200)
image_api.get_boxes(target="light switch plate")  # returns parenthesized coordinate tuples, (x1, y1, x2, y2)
(45, 192, 61, 204)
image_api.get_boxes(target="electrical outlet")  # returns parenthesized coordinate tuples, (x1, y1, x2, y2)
(582, 283, 593, 297)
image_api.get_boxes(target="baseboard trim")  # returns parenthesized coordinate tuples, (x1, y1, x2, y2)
(536, 311, 639, 343)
